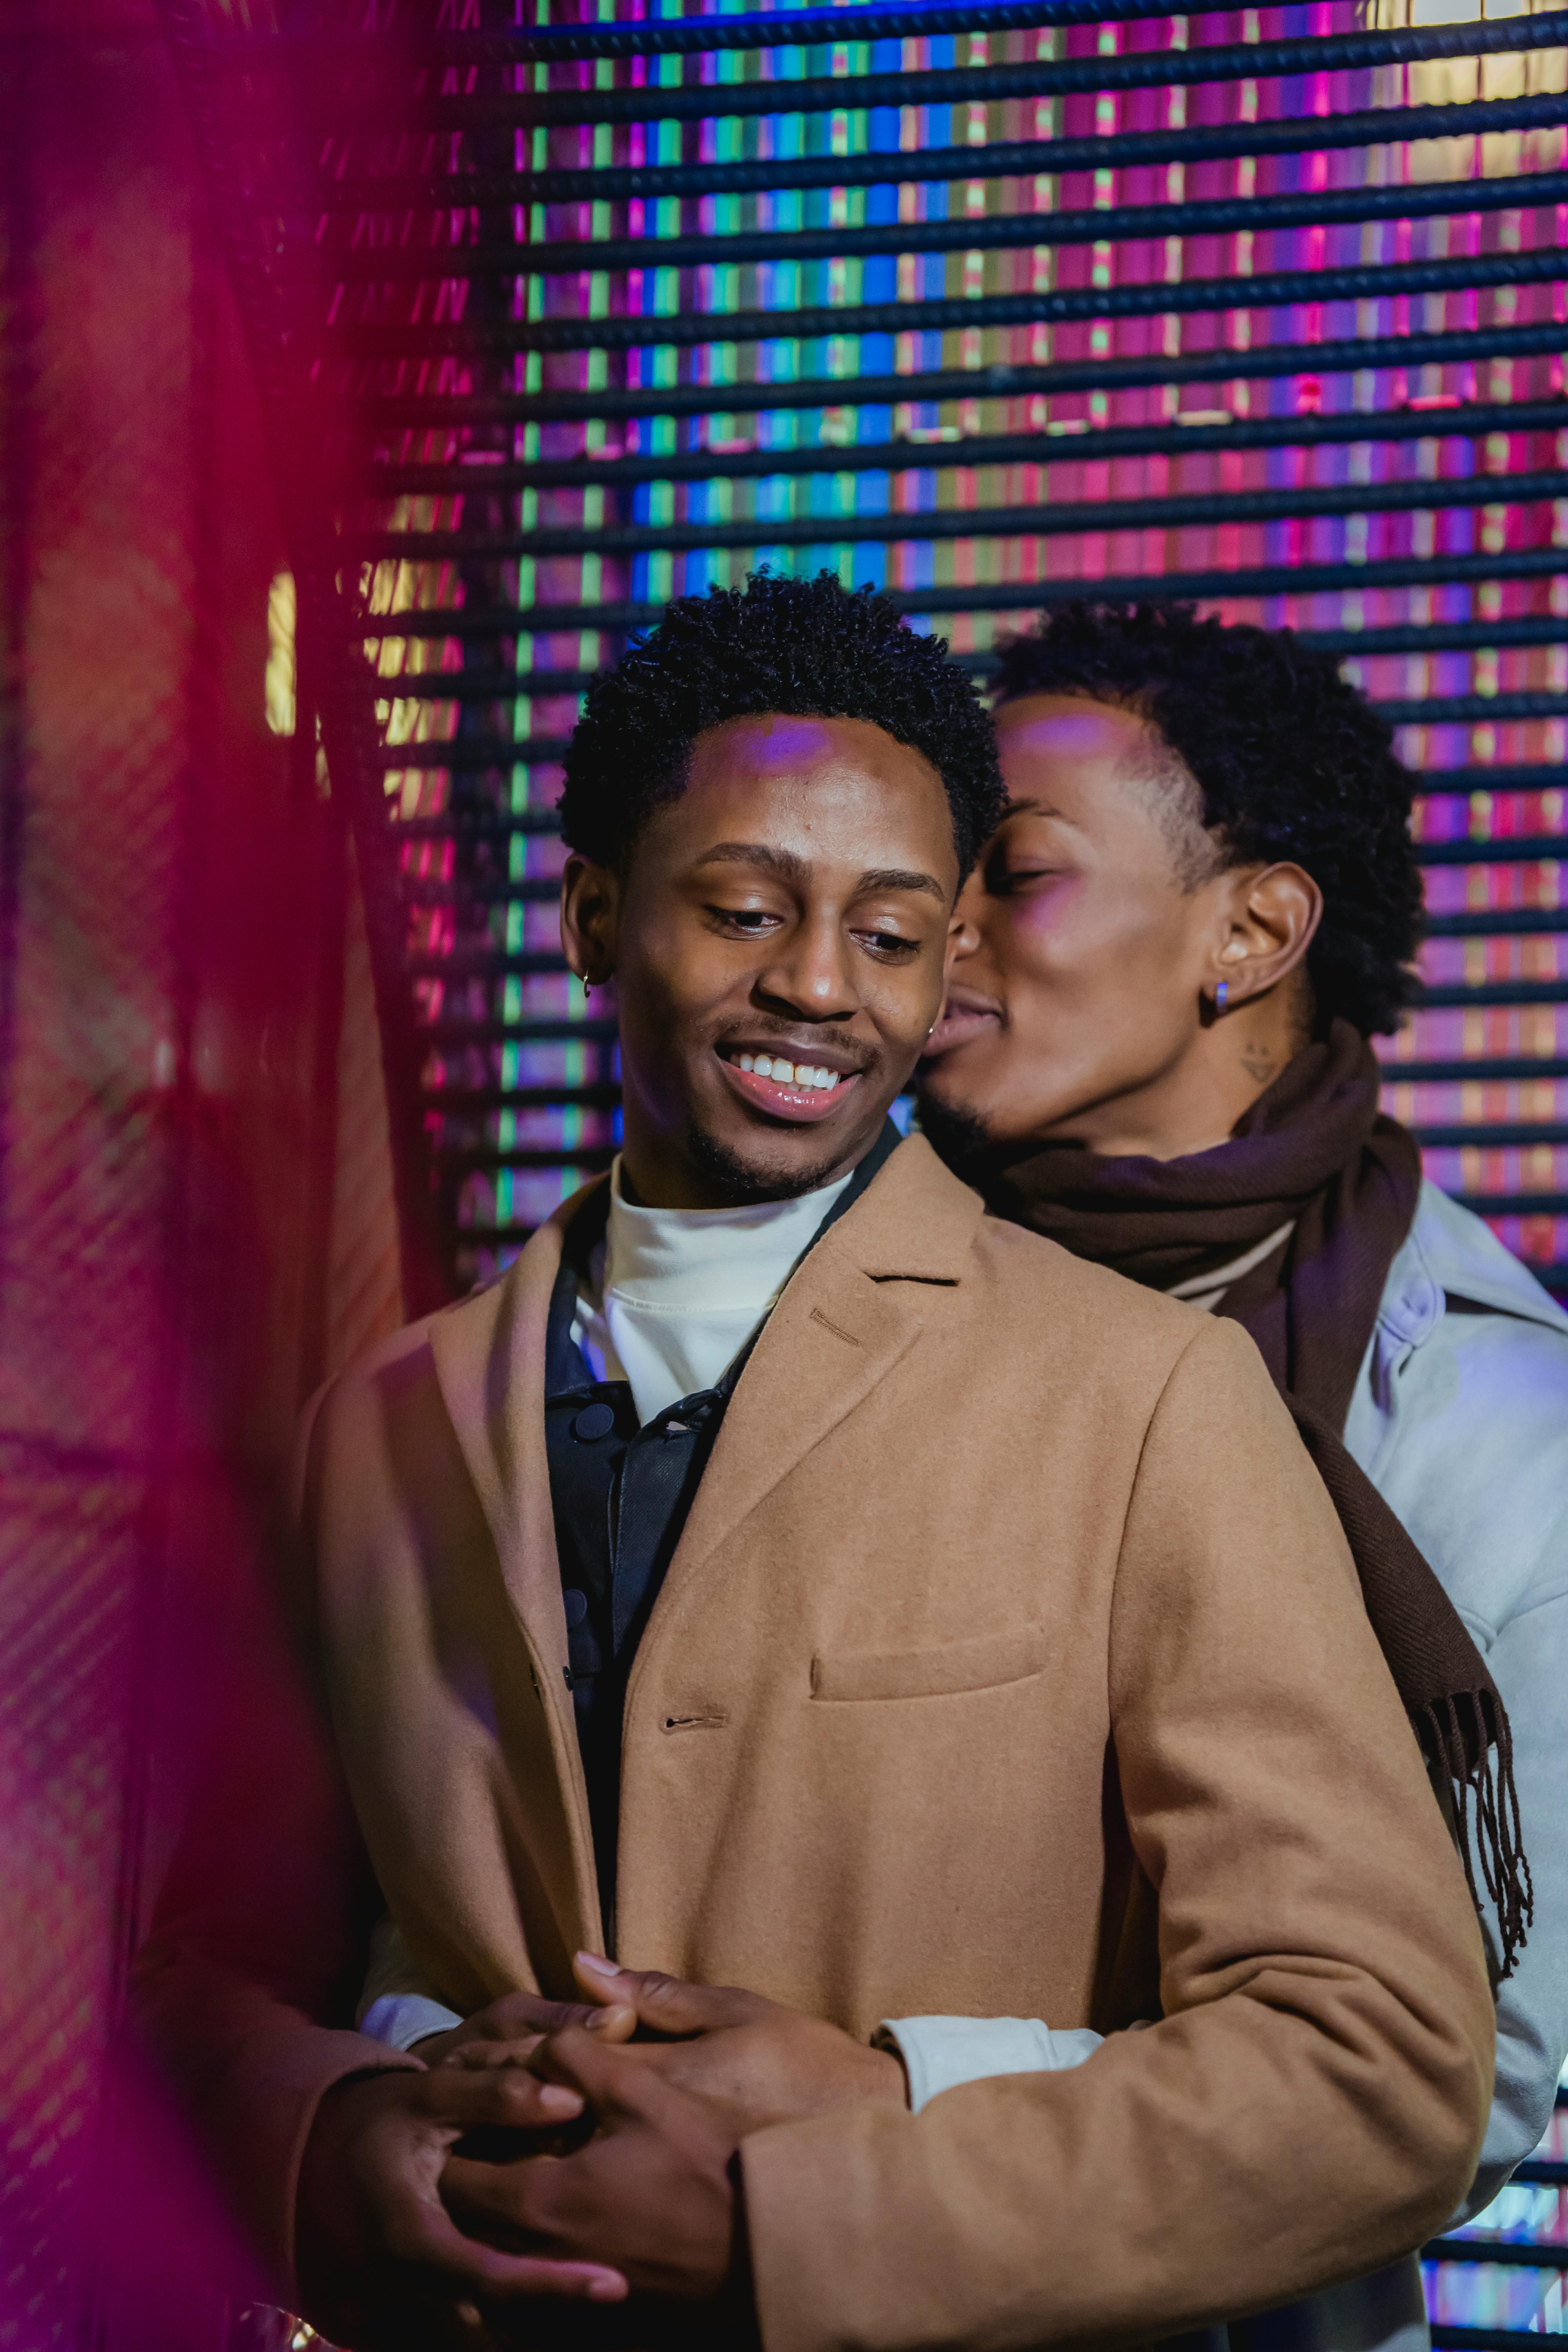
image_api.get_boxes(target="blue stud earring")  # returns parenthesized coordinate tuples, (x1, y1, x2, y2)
(1215, 978, 1230, 1011)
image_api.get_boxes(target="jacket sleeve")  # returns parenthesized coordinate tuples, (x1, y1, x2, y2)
(740, 1313, 1494, 2352)
(128, 1385, 419, 2295)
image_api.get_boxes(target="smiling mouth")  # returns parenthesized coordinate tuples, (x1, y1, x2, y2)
(923, 991, 1004, 1058)
(715, 1043, 865, 1124)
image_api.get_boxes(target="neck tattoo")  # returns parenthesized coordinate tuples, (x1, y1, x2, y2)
(1240, 1040, 1279, 1085)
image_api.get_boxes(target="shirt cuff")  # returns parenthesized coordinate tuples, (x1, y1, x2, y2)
(360, 1993, 464, 2053)
(878, 2015, 1105, 2114)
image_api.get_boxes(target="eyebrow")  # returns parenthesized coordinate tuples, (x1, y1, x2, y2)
(699, 842, 949, 904)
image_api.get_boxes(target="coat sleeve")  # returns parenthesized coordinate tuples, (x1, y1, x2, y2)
(740, 1313, 1494, 2352)
(128, 1382, 419, 2296)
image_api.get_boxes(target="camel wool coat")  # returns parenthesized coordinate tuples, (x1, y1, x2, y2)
(136, 1134, 1492, 2352)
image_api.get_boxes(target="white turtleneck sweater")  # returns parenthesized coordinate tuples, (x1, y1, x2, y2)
(569, 1155, 857, 1423)
(360, 1152, 1096, 2105)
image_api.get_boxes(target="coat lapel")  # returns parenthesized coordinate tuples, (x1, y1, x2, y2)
(427, 1184, 608, 1952)
(644, 1137, 984, 1621)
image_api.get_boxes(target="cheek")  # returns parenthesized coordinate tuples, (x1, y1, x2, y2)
(1003, 880, 1174, 993)
(991, 891, 1196, 1072)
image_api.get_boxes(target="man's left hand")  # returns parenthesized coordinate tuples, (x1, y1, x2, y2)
(442, 2026, 751, 2320)
(537, 1954, 908, 2127)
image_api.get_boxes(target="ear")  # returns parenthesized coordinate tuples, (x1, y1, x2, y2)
(1209, 862, 1323, 1010)
(561, 853, 622, 987)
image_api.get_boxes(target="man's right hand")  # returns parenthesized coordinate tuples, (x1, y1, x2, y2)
(414, 1989, 638, 2070)
(294, 2064, 629, 2351)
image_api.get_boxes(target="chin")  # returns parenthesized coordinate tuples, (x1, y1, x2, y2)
(683, 1111, 868, 1205)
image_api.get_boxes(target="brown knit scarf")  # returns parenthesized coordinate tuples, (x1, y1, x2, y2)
(960, 1018, 1531, 1984)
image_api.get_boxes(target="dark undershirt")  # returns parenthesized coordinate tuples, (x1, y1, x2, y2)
(541, 1120, 904, 1941)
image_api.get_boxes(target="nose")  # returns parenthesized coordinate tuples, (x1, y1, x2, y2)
(751, 907, 858, 1024)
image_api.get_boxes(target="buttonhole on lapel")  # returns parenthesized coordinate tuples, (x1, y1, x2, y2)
(809, 1305, 862, 1348)
(661, 1710, 728, 1733)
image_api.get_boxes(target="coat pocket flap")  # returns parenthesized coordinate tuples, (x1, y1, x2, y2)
(810, 1626, 1047, 1703)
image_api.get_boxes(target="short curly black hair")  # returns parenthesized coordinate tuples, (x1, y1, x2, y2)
(993, 601, 1423, 1036)
(558, 571, 1004, 884)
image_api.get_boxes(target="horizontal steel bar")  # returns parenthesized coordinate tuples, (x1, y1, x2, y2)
(392, 827, 1568, 878)
(438, 1143, 618, 1172)
(250, 7, 1568, 114)
(419, 1017, 620, 1047)
(325, 91, 1568, 208)
(422, 1083, 622, 1112)
(1380, 1056, 1568, 1081)
(1416, 835, 1568, 866)
(361, 463, 1568, 562)
(1513, 2159, 1568, 2183)
(361, 558, 1568, 645)
(341, 171, 1568, 291)
(345, 244, 1566, 363)
(376, 705, 1555, 769)
(371, 618, 1568, 704)
(401, 876, 565, 903)
(215, 2, 1249, 69)
(1411, 767, 1568, 791)
(1425, 907, 1568, 935)
(1412, 1120, 1568, 1143)
(1382, 690, 1568, 725)
(300, 13, 1568, 134)
(361, 321, 1568, 432)
(1432, 2328, 1568, 2350)
(372, 396, 1568, 499)
(407, 947, 568, 976)
(1425, 2238, 1568, 2268)
(1418, 982, 1568, 1005)
(394, 804, 564, 836)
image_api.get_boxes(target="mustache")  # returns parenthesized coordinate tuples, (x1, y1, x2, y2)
(715, 1024, 880, 1078)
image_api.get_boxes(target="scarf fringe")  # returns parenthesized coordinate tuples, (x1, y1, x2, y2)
(1419, 1691, 1534, 1987)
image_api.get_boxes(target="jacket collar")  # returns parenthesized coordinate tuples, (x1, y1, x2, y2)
(424, 1131, 983, 1728)
(625, 1134, 983, 1671)
(1382, 1177, 1568, 1347)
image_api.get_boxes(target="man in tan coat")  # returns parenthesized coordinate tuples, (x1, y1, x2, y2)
(136, 574, 1492, 2352)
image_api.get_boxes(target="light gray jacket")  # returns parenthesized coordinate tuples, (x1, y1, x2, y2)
(1344, 1180, 1568, 2220)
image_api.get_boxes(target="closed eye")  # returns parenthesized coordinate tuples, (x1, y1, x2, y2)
(853, 927, 922, 960)
(707, 904, 784, 935)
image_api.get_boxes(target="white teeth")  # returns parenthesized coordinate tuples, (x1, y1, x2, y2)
(736, 1053, 840, 1091)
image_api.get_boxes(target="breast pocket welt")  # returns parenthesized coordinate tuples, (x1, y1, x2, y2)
(809, 1626, 1047, 1704)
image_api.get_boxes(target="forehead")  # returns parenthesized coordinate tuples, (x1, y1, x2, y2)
(662, 711, 956, 869)
(994, 693, 1156, 782)
(686, 711, 927, 786)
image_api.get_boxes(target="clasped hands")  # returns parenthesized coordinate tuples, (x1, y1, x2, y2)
(296, 1956, 906, 2350)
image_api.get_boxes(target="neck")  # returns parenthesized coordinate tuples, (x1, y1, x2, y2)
(1040, 1007, 1306, 1164)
